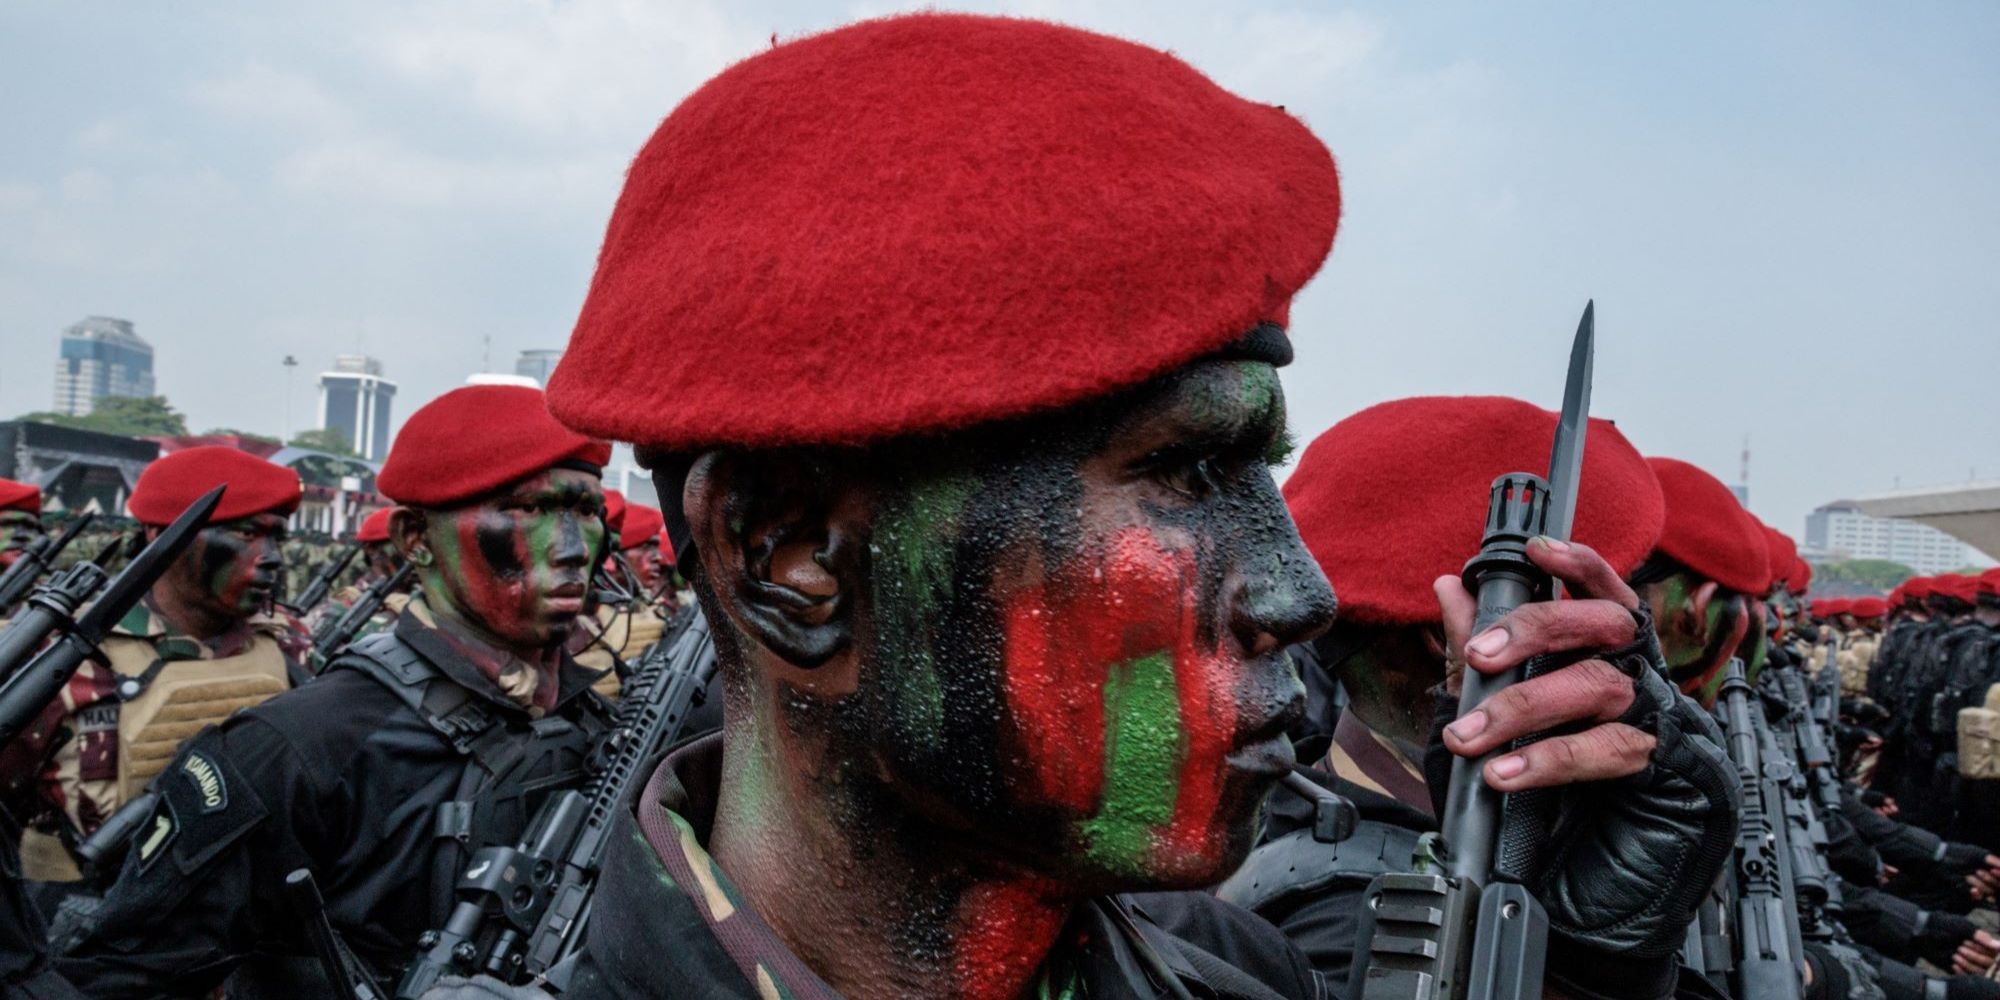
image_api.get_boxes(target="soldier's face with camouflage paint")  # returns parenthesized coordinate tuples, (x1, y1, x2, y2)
(1638, 571, 1755, 707)
(363, 540, 399, 579)
(726, 359, 1333, 893)
(624, 540, 664, 595)
(415, 469, 603, 653)
(159, 513, 289, 623)
(0, 511, 40, 568)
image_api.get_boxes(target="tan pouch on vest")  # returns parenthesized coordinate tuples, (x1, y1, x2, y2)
(1959, 706, 2000, 779)
(110, 634, 290, 803)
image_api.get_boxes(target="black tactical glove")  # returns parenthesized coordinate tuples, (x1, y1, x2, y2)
(1426, 602, 1741, 998)
(1942, 841, 1990, 873)
(1918, 910, 1982, 969)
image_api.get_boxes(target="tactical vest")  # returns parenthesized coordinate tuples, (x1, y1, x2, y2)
(21, 631, 291, 883)
(335, 633, 609, 916)
(231, 633, 611, 1000)
(1214, 818, 1424, 916)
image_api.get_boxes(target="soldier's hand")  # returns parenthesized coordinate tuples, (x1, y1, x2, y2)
(1953, 931, 2000, 977)
(1960, 852, 2000, 901)
(1437, 536, 1655, 790)
(1430, 536, 1741, 964)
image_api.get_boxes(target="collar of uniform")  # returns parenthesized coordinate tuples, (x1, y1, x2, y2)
(1327, 708, 1434, 820)
(111, 598, 258, 660)
(390, 600, 599, 716)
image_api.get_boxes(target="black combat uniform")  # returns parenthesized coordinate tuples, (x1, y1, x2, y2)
(544, 734, 1324, 1000)
(57, 606, 612, 998)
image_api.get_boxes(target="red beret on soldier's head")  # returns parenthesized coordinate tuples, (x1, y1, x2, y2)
(1850, 596, 1889, 619)
(618, 504, 664, 552)
(355, 507, 394, 544)
(0, 479, 40, 516)
(1980, 568, 2000, 598)
(1934, 574, 1979, 605)
(548, 13, 1342, 451)
(602, 489, 627, 534)
(1905, 576, 1934, 601)
(377, 385, 612, 508)
(1761, 526, 1798, 594)
(1284, 396, 1664, 627)
(128, 446, 301, 526)
(1792, 558, 1813, 596)
(1646, 457, 1770, 597)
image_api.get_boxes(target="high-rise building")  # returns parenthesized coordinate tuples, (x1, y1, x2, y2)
(53, 316, 154, 416)
(1805, 501, 1985, 575)
(317, 355, 397, 461)
(514, 349, 563, 387)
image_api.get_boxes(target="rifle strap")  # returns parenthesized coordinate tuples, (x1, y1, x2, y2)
(1214, 819, 1425, 915)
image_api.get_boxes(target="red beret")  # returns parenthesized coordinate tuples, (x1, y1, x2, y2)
(377, 385, 612, 507)
(1905, 576, 1934, 600)
(1647, 458, 1770, 597)
(1851, 596, 1888, 618)
(1935, 574, 1979, 605)
(549, 14, 1341, 451)
(128, 447, 301, 526)
(618, 504, 664, 551)
(1791, 558, 1813, 595)
(0, 479, 40, 516)
(355, 507, 394, 544)
(1284, 397, 1664, 627)
(1980, 568, 2000, 598)
(603, 489, 627, 534)
(1761, 526, 1798, 594)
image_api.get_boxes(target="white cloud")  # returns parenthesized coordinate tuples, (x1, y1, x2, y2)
(189, 62, 355, 131)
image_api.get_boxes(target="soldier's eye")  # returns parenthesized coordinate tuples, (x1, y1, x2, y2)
(1151, 452, 1223, 500)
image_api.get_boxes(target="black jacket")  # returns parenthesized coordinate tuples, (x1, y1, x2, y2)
(57, 614, 610, 999)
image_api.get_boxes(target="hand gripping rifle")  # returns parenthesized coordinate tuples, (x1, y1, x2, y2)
(0, 488, 221, 746)
(0, 513, 93, 611)
(1717, 658, 1806, 999)
(307, 562, 415, 674)
(1348, 304, 1593, 1000)
(287, 543, 362, 617)
(393, 609, 719, 997)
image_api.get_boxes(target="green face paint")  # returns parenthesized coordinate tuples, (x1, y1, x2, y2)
(419, 469, 604, 653)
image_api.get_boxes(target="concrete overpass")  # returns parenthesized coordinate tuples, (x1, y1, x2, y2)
(1850, 480, 2000, 562)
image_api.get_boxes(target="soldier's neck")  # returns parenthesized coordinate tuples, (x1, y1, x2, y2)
(144, 586, 240, 643)
(709, 690, 1073, 1000)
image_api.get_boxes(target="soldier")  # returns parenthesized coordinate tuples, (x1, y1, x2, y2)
(569, 492, 666, 698)
(484, 18, 1741, 996)
(57, 385, 616, 996)
(1894, 574, 1984, 831)
(0, 446, 305, 894)
(616, 501, 667, 600)
(1217, 396, 1742, 999)
(0, 478, 42, 571)
(306, 506, 413, 644)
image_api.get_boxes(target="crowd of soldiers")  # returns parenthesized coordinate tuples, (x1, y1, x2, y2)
(0, 12, 1993, 1000)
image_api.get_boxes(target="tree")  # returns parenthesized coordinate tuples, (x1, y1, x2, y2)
(1814, 559, 1914, 591)
(201, 427, 280, 445)
(16, 395, 189, 437)
(288, 427, 359, 457)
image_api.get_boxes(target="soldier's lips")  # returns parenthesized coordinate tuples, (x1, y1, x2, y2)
(545, 583, 588, 614)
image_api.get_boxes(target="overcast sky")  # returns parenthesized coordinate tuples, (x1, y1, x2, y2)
(2, 1, 1995, 544)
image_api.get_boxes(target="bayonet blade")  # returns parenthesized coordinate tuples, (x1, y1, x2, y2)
(1544, 301, 1594, 545)
(69, 485, 224, 642)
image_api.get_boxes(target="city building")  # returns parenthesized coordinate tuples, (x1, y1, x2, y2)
(1805, 500, 1993, 574)
(1848, 480, 2000, 568)
(514, 348, 563, 387)
(0, 420, 159, 515)
(52, 316, 155, 417)
(317, 355, 397, 461)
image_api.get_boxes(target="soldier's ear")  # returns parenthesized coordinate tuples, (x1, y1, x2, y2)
(389, 508, 434, 568)
(1681, 579, 1721, 640)
(683, 452, 855, 668)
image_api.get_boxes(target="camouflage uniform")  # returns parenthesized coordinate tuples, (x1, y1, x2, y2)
(0, 602, 304, 882)
(570, 601, 667, 699)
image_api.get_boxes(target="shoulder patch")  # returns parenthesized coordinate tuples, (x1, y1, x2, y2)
(134, 796, 179, 873)
(179, 750, 229, 814)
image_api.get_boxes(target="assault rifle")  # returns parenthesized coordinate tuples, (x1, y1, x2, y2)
(1348, 303, 1593, 1000)
(307, 562, 414, 673)
(0, 488, 221, 745)
(1715, 658, 1806, 999)
(0, 513, 93, 611)
(1760, 679, 1839, 943)
(286, 542, 361, 617)
(393, 609, 719, 997)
